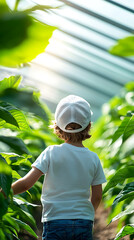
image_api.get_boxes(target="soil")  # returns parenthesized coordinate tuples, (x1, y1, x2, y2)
(21, 204, 130, 240)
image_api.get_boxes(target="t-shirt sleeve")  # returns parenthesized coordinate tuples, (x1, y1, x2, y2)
(31, 147, 50, 175)
(91, 154, 107, 186)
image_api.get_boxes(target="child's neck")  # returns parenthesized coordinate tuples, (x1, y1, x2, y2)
(65, 140, 84, 147)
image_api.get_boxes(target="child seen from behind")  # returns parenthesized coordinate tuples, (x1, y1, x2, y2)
(11, 95, 106, 240)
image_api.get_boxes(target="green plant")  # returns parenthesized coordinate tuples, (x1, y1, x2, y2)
(0, 0, 57, 67)
(0, 76, 60, 239)
(109, 36, 134, 56)
(85, 82, 134, 239)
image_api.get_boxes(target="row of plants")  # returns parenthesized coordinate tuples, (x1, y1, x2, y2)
(0, 75, 61, 239)
(0, 0, 61, 238)
(85, 18, 134, 240)
(85, 81, 134, 239)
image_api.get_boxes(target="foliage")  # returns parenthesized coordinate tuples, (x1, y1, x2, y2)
(0, 0, 57, 67)
(109, 36, 134, 56)
(0, 75, 60, 239)
(85, 82, 134, 240)
(114, 224, 134, 240)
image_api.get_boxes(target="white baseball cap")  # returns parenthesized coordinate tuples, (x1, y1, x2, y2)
(55, 95, 93, 133)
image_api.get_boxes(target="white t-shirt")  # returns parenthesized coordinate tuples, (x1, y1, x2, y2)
(32, 143, 106, 222)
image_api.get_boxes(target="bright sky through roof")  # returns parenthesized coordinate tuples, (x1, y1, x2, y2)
(4, 0, 134, 120)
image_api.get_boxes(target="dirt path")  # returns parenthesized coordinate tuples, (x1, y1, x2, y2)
(32, 204, 129, 240)
(93, 204, 129, 240)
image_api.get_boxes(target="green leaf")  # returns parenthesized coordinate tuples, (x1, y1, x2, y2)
(0, 0, 10, 14)
(0, 228, 6, 240)
(12, 218, 37, 238)
(3, 214, 20, 232)
(14, 0, 21, 11)
(0, 106, 19, 128)
(111, 115, 134, 144)
(13, 197, 39, 207)
(0, 152, 26, 165)
(0, 101, 31, 131)
(0, 136, 30, 154)
(109, 36, 134, 56)
(0, 193, 9, 218)
(11, 202, 36, 227)
(23, 4, 60, 13)
(114, 224, 134, 240)
(125, 82, 134, 91)
(0, 155, 12, 196)
(0, 88, 49, 121)
(113, 182, 134, 206)
(12, 170, 21, 180)
(103, 166, 134, 194)
(0, 75, 22, 93)
(0, 13, 56, 67)
(110, 206, 134, 223)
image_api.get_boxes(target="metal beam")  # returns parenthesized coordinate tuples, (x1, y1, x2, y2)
(59, 0, 134, 33)
(104, 0, 134, 14)
(51, 10, 117, 41)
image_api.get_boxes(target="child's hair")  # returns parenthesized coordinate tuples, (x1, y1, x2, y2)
(52, 122, 91, 142)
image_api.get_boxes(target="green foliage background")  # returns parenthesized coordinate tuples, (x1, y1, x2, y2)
(0, 76, 61, 239)
(85, 82, 134, 239)
(0, 0, 134, 239)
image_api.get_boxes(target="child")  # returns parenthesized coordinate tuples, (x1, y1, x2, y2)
(11, 95, 106, 240)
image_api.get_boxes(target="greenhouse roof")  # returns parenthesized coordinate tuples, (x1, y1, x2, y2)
(1, 0, 134, 121)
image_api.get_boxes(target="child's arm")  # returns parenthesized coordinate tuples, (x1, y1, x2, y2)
(11, 167, 43, 195)
(91, 184, 102, 212)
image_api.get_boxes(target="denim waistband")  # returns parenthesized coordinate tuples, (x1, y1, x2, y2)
(44, 219, 93, 227)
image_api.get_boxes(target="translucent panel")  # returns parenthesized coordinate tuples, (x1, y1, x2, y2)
(35, 12, 115, 49)
(70, 0, 134, 28)
(2, 0, 134, 121)
(53, 31, 134, 72)
(112, 0, 134, 10)
(33, 53, 123, 97)
(52, 6, 129, 39)
(45, 38, 134, 81)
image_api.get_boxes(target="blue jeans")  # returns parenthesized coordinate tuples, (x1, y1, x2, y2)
(42, 219, 93, 240)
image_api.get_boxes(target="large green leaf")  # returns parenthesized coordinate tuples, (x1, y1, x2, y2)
(111, 115, 134, 144)
(114, 224, 134, 240)
(3, 214, 20, 232)
(12, 218, 37, 238)
(103, 166, 134, 194)
(0, 106, 19, 128)
(0, 12, 56, 67)
(0, 193, 9, 218)
(0, 0, 10, 14)
(0, 155, 12, 196)
(110, 206, 134, 223)
(11, 205, 36, 227)
(13, 197, 39, 207)
(109, 36, 134, 56)
(113, 182, 134, 206)
(0, 75, 21, 93)
(0, 88, 49, 121)
(0, 101, 30, 131)
(0, 228, 6, 240)
(0, 136, 30, 154)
